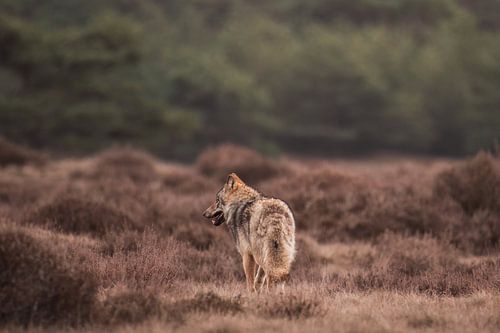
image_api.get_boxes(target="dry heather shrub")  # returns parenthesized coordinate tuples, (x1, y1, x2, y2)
(0, 176, 45, 208)
(434, 153, 500, 253)
(253, 293, 325, 320)
(91, 147, 159, 183)
(330, 233, 500, 296)
(196, 144, 281, 184)
(162, 167, 217, 194)
(460, 210, 500, 253)
(177, 244, 243, 283)
(157, 192, 216, 233)
(262, 166, 466, 244)
(63, 178, 167, 228)
(172, 222, 233, 251)
(261, 168, 421, 242)
(96, 233, 183, 290)
(286, 168, 359, 214)
(99, 290, 167, 325)
(373, 233, 458, 276)
(0, 137, 46, 167)
(173, 292, 242, 315)
(98, 232, 240, 294)
(259, 168, 366, 236)
(0, 224, 97, 326)
(170, 219, 243, 283)
(435, 152, 500, 215)
(100, 230, 142, 256)
(26, 196, 140, 237)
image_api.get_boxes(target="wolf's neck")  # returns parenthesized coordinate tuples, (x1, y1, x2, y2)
(225, 198, 257, 244)
(225, 197, 258, 225)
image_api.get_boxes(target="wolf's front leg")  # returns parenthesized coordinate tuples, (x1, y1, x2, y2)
(242, 253, 256, 292)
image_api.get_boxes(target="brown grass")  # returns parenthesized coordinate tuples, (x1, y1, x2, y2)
(0, 145, 499, 332)
(98, 289, 166, 325)
(173, 292, 242, 315)
(253, 292, 325, 319)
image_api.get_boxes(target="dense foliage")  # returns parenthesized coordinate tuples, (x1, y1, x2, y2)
(1, 0, 499, 159)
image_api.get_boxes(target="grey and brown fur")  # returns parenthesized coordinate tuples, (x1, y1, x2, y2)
(203, 173, 296, 292)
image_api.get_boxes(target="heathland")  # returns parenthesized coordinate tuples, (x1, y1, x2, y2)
(0, 139, 499, 332)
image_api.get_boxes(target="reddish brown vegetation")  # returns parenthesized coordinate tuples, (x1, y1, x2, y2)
(435, 152, 500, 215)
(434, 152, 500, 253)
(99, 290, 166, 325)
(173, 292, 242, 315)
(90, 147, 159, 183)
(0, 144, 499, 331)
(253, 293, 325, 319)
(196, 144, 282, 184)
(162, 167, 217, 194)
(329, 233, 500, 296)
(0, 137, 46, 167)
(0, 224, 97, 326)
(26, 197, 140, 236)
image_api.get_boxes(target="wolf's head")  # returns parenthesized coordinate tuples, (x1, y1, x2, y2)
(202, 173, 259, 226)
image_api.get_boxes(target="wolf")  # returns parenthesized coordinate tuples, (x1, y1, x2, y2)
(203, 173, 296, 292)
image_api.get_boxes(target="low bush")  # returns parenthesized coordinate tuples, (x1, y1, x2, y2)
(26, 196, 140, 237)
(172, 222, 233, 251)
(0, 224, 97, 326)
(330, 233, 500, 296)
(196, 144, 282, 184)
(91, 147, 159, 183)
(434, 152, 500, 253)
(96, 234, 183, 290)
(162, 167, 217, 194)
(434, 152, 500, 215)
(373, 233, 458, 276)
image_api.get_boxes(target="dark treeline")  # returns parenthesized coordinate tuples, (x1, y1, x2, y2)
(1, 0, 499, 160)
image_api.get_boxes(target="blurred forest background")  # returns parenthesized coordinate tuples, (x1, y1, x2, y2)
(1, 0, 499, 160)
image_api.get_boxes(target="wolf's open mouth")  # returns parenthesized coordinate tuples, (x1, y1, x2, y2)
(211, 211, 225, 226)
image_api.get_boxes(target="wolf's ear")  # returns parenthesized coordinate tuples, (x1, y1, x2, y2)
(226, 173, 244, 189)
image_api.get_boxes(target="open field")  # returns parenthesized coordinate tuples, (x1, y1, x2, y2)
(0, 141, 499, 332)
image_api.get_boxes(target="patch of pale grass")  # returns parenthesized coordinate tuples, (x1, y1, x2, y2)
(15, 292, 497, 333)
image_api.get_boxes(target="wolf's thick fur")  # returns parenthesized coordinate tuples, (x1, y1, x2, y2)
(203, 173, 296, 292)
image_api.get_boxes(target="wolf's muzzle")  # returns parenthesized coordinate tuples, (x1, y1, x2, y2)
(203, 209, 225, 226)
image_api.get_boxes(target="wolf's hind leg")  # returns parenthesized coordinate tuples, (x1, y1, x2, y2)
(242, 253, 256, 292)
(259, 273, 270, 292)
(259, 274, 266, 292)
(254, 266, 263, 292)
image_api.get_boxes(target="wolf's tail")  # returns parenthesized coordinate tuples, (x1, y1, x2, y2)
(264, 217, 295, 281)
